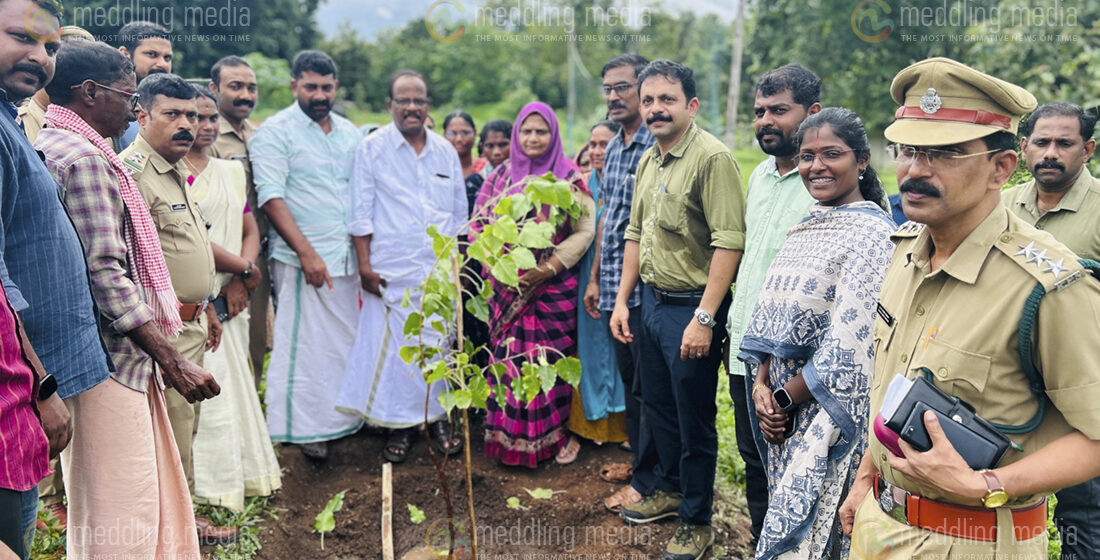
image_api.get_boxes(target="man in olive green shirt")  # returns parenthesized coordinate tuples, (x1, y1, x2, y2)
(610, 60, 745, 560)
(122, 73, 237, 543)
(1002, 102, 1100, 560)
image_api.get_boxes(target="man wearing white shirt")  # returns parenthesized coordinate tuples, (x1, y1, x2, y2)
(336, 70, 467, 464)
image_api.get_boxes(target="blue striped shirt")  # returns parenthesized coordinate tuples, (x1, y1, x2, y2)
(250, 104, 360, 275)
(0, 103, 111, 398)
(597, 125, 654, 311)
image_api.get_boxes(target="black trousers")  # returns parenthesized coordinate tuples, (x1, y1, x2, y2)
(731, 366, 769, 539)
(607, 306, 659, 495)
(1055, 477, 1100, 560)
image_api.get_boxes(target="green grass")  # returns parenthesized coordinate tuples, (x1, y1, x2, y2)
(196, 497, 279, 560)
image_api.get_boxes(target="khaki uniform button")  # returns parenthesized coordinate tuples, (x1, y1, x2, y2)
(915, 306, 925, 316)
(1000, 233, 1013, 243)
(879, 452, 888, 463)
(900, 353, 908, 363)
(937, 367, 948, 378)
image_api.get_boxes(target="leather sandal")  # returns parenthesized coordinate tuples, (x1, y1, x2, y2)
(383, 427, 417, 463)
(599, 462, 633, 483)
(603, 484, 643, 513)
(429, 419, 463, 456)
(554, 436, 581, 464)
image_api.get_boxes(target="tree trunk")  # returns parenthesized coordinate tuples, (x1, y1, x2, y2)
(724, 0, 747, 148)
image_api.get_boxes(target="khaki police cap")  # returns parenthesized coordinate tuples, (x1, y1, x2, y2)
(61, 26, 95, 42)
(884, 57, 1037, 146)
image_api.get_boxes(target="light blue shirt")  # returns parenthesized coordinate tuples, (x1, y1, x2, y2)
(249, 103, 360, 275)
(349, 123, 467, 285)
(726, 156, 815, 374)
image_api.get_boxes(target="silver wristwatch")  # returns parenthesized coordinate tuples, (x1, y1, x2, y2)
(693, 308, 716, 328)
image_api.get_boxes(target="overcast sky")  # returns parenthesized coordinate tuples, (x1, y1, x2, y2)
(315, 0, 737, 39)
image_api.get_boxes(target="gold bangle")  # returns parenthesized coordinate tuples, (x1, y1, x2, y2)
(752, 383, 769, 397)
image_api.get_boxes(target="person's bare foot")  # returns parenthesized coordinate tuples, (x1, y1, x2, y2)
(603, 484, 643, 512)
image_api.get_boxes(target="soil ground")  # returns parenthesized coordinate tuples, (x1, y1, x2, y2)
(253, 416, 755, 559)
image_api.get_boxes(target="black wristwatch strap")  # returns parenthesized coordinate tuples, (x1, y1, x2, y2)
(37, 374, 57, 401)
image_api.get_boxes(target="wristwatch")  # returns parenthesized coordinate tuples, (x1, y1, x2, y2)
(693, 308, 716, 328)
(239, 261, 254, 280)
(37, 374, 57, 401)
(979, 469, 1008, 508)
(772, 386, 799, 412)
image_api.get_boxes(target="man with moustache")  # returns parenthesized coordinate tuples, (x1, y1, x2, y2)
(18, 25, 94, 144)
(117, 21, 172, 150)
(37, 41, 223, 556)
(583, 53, 660, 514)
(720, 64, 821, 545)
(840, 58, 1100, 559)
(208, 55, 271, 386)
(611, 60, 745, 560)
(335, 69, 466, 462)
(250, 50, 362, 461)
(120, 73, 237, 543)
(1002, 102, 1100, 560)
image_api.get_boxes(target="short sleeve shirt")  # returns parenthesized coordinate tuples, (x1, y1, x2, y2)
(868, 208, 1100, 506)
(625, 123, 746, 291)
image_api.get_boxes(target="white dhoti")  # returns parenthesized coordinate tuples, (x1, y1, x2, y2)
(265, 261, 363, 442)
(337, 279, 448, 428)
(192, 309, 282, 512)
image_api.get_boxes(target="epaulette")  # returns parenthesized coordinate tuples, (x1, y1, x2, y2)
(890, 220, 924, 239)
(995, 233, 1085, 292)
(121, 150, 148, 176)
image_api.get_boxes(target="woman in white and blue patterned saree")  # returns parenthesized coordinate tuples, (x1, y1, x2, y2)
(738, 107, 897, 560)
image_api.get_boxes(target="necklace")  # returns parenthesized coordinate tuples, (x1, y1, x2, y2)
(182, 154, 207, 175)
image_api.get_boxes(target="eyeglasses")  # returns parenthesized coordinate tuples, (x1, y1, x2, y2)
(445, 129, 474, 139)
(392, 97, 430, 108)
(888, 144, 1003, 170)
(601, 81, 636, 98)
(797, 149, 855, 165)
(71, 80, 140, 111)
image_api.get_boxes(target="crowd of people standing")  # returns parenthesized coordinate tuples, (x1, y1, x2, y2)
(3, 2, 1100, 560)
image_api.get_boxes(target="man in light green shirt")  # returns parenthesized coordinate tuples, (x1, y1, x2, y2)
(722, 64, 821, 543)
(1001, 102, 1100, 560)
(610, 60, 744, 560)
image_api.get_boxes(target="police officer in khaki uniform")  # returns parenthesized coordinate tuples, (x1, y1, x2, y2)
(121, 73, 236, 543)
(839, 58, 1100, 559)
(1003, 102, 1100, 560)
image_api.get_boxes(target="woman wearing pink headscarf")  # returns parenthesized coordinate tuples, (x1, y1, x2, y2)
(471, 102, 596, 467)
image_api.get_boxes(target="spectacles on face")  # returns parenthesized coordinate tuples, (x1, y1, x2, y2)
(392, 97, 430, 108)
(71, 80, 140, 111)
(888, 144, 1003, 170)
(797, 148, 855, 166)
(445, 129, 474, 139)
(601, 82, 636, 98)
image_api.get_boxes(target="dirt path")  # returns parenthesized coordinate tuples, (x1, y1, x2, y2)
(255, 417, 754, 559)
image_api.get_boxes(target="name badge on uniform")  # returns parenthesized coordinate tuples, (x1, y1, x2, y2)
(876, 303, 895, 327)
(171, 203, 187, 211)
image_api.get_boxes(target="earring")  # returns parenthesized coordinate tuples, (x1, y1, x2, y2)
(859, 173, 864, 180)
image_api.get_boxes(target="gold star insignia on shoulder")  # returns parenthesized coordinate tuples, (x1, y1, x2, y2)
(1027, 248, 1048, 266)
(1043, 258, 1068, 279)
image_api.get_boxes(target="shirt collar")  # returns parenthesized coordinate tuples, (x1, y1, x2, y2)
(651, 121, 698, 163)
(1013, 168, 1097, 215)
(621, 124, 654, 150)
(762, 155, 800, 178)
(218, 116, 254, 141)
(908, 206, 1007, 285)
(133, 134, 186, 178)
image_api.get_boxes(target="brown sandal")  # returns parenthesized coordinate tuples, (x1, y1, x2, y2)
(603, 484, 642, 513)
(599, 462, 633, 483)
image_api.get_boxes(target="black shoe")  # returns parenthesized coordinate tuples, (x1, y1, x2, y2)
(383, 427, 417, 463)
(300, 441, 328, 461)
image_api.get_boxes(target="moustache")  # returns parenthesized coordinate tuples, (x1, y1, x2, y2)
(646, 113, 672, 125)
(898, 178, 941, 198)
(233, 99, 255, 108)
(607, 100, 626, 111)
(1034, 159, 1065, 172)
(171, 130, 195, 142)
(11, 63, 47, 85)
(309, 101, 330, 110)
(402, 112, 422, 120)
(146, 68, 168, 76)
(755, 126, 784, 141)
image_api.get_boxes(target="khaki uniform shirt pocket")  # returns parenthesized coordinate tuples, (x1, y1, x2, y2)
(911, 337, 992, 407)
(152, 207, 198, 254)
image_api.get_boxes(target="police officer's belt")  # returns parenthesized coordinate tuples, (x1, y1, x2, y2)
(650, 287, 705, 307)
(873, 474, 1046, 542)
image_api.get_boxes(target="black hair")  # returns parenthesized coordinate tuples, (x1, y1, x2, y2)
(796, 107, 887, 212)
(191, 83, 216, 105)
(637, 59, 696, 101)
(290, 50, 337, 80)
(754, 64, 822, 109)
(601, 53, 649, 79)
(210, 55, 251, 86)
(136, 73, 197, 111)
(592, 119, 622, 135)
(387, 68, 428, 99)
(1021, 102, 1097, 142)
(478, 118, 512, 154)
(443, 110, 474, 132)
(25, 0, 63, 25)
(46, 40, 133, 106)
(118, 21, 170, 54)
(980, 130, 1018, 156)
(576, 143, 590, 164)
